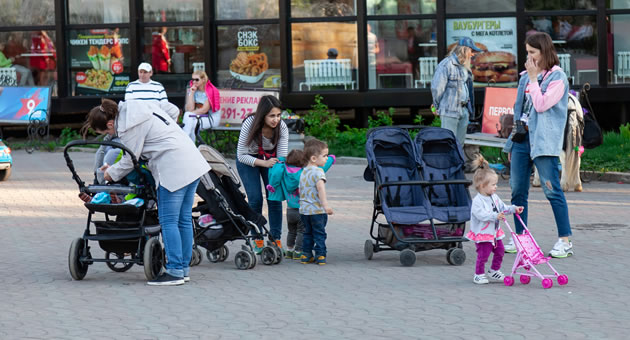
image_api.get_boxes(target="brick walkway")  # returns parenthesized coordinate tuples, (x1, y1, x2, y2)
(1, 149, 629, 339)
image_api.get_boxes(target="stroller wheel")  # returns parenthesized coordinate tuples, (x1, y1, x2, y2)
(520, 275, 531, 285)
(446, 248, 466, 266)
(273, 245, 283, 264)
(504, 276, 515, 286)
(220, 246, 229, 262)
(143, 237, 164, 281)
(189, 248, 201, 266)
(261, 246, 277, 265)
(542, 278, 553, 289)
(235, 250, 252, 270)
(557, 274, 568, 286)
(194, 248, 203, 265)
(68, 238, 89, 280)
(364, 240, 374, 260)
(105, 252, 134, 272)
(207, 249, 221, 263)
(248, 250, 257, 269)
(400, 249, 416, 267)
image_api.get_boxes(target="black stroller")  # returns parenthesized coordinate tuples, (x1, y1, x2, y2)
(364, 126, 472, 266)
(191, 144, 283, 270)
(64, 140, 164, 281)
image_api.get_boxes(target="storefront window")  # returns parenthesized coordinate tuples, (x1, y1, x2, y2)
(68, 0, 129, 24)
(368, 20, 437, 89)
(367, 0, 436, 15)
(445, 17, 517, 87)
(446, 0, 515, 14)
(526, 0, 596, 11)
(608, 0, 630, 8)
(68, 28, 130, 96)
(142, 27, 204, 94)
(217, 24, 280, 89)
(0, 0, 55, 26)
(292, 22, 357, 91)
(144, 0, 203, 22)
(609, 15, 630, 84)
(528, 16, 598, 85)
(0, 31, 58, 95)
(217, 0, 278, 20)
(291, 0, 356, 17)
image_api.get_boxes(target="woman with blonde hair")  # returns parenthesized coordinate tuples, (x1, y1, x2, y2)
(181, 69, 222, 141)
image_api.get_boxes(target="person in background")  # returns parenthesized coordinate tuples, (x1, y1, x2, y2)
(431, 37, 481, 145)
(124, 62, 168, 104)
(407, 26, 423, 80)
(327, 48, 338, 60)
(181, 70, 221, 142)
(502, 32, 573, 258)
(152, 27, 171, 74)
(236, 95, 288, 253)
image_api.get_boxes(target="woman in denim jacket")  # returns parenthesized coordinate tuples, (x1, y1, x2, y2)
(431, 38, 480, 145)
(502, 32, 573, 258)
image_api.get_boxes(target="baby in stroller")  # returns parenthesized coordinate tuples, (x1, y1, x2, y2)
(468, 155, 523, 285)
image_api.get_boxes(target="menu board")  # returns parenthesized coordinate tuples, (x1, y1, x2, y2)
(68, 29, 130, 94)
(446, 17, 518, 87)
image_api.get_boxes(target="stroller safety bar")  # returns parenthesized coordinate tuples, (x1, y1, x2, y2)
(378, 179, 471, 190)
(83, 184, 142, 195)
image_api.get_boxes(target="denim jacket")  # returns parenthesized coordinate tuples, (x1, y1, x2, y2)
(503, 65, 568, 159)
(431, 54, 470, 118)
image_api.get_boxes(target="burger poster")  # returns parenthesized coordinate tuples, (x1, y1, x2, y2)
(68, 29, 130, 95)
(446, 17, 517, 87)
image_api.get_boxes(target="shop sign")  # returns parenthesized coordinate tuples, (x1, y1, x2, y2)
(69, 29, 130, 94)
(481, 87, 517, 135)
(446, 17, 518, 87)
(228, 26, 270, 85)
(218, 89, 278, 125)
(0, 87, 51, 124)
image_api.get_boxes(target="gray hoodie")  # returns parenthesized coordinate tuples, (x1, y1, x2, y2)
(107, 100, 210, 192)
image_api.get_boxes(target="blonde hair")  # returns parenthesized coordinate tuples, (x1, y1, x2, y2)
(192, 70, 208, 83)
(472, 155, 497, 192)
(449, 45, 471, 70)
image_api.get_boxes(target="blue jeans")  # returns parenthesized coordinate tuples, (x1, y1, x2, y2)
(300, 214, 328, 257)
(157, 178, 200, 278)
(441, 109, 469, 146)
(236, 160, 283, 240)
(509, 135, 572, 237)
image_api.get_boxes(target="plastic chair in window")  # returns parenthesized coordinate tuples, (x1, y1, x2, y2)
(192, 62, 205, 72)
(0, 67, 18, 86)
(414, 57, 438, 88)
(615, 51, 630, 83)
(557, 53, 572, 84)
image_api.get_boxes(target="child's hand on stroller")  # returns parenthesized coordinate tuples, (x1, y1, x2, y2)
(497, 212, 506, 220)
(78, 192, 92, 203)
(516, 206, 524, 214)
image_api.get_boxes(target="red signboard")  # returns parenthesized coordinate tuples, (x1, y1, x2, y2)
(481, 87, 518, 136)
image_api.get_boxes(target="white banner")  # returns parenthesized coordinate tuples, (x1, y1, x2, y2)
(218, 89, 279, 125)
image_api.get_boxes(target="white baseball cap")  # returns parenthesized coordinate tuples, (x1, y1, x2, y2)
(138, 62, 152, 72)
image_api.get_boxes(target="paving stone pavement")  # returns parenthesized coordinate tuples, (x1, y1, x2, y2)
(1, 149, 629, 339)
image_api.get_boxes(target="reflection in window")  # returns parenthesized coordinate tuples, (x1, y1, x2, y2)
(217, 25, 280, 89)
(144, 0, 203, 22)
(291, 0, 356, 17)
(609, 15, 630, 84)
(445, 0, 515, 13)
(217, 0, 278, 20)
(528, 16, 598, 85)
(141, 27, 204, 94)
(368, 20, 437, 89)
(67, 28, 130, 96)
(68, 0, 129, 24)
(525, 0, 596, 10)
(292, 22, 357, 91)
(0, 31, 57, 95)
(0, 0, 55, 25)
(608, 0, 630, 9)
(367, 0, 436, 15)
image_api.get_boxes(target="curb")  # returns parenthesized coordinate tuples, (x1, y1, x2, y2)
(581, 170, 630, 184)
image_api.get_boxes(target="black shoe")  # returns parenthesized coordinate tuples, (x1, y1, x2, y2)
(147, 273, 185, 286)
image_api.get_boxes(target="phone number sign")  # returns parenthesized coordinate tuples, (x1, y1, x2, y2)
(218, 89, 279, 125)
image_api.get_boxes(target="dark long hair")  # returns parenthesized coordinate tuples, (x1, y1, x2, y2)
(81, 98, 119, 138)
(245, 95, 283, 147)
(525, 32, 559, 71)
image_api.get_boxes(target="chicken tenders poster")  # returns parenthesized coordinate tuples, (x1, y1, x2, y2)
(68, 29, 130, 94)
(446, 17, 517, 87)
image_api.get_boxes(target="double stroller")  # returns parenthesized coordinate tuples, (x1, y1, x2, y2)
(191, 145, 283, 270)
(64, 140, 164, 281)
(364, 126, 472, 266)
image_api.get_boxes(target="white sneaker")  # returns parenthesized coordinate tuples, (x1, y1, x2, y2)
(184, 276, 190, 282)
(504, 238, 517, 253)
(549, 239, 574, 258)
(487, 269, 505, 282)
(473, 274, 489, 284)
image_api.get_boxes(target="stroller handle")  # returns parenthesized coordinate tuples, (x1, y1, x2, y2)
(64, 139, 144, 192)
(378, 179, 472, 191)
(501, 212, 530, 235)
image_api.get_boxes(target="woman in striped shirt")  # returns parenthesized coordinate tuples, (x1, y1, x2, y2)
(236, 95, 289, 251)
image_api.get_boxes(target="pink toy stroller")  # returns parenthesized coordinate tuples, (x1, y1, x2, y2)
(502, 214, 569, 289)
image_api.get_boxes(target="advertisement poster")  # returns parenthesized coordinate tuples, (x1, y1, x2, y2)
(227, 26, 272, 86)
(219, 89, 279, 125)
(446, 17, 518, 87)
(0, 87, 51, 124)
(68, 29, 130, 94)
(481, 87, 518, 135)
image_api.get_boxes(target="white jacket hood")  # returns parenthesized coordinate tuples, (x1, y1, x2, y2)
(116, 100, 180, 133)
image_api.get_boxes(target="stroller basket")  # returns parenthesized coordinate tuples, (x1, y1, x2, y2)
(84, 203, 144, 216)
